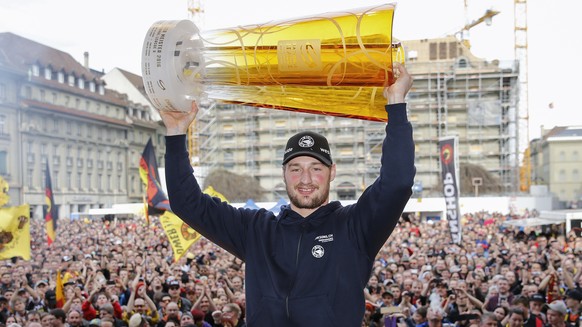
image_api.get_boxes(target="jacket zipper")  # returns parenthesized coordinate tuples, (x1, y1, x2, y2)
(286, 232, 303, 318)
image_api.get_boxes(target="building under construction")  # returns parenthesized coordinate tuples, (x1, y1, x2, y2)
(192, 36, 520, 201)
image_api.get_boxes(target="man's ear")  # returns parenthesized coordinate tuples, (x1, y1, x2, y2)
(330, 164, 337, 182)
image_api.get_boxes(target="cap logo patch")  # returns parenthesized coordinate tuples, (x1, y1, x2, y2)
(298, 136, 315, 148)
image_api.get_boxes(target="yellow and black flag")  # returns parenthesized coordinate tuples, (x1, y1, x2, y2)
(0, 204, 31, 260)
(43, 162, 58, 246)
(139, 138, 199, 261)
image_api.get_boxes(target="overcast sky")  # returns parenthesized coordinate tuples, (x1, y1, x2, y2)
(1, 0, 580, 140)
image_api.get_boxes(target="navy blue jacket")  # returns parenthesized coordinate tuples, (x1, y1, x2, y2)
(165, 103, 415, 326)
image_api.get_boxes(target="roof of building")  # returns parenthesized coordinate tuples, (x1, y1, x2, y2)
(0, 32, 99, 81)
(117, 68, 147, 98)
(545, 126, 582, 141)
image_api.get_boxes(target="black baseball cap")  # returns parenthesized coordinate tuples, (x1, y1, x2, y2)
(282, 131, 332, 166)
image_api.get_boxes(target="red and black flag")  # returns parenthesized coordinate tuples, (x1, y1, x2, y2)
(43, 162, 58, 246)
(139, 138, 171, 213)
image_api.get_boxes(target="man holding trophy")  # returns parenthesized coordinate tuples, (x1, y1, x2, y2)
(159, 62, 414, 326)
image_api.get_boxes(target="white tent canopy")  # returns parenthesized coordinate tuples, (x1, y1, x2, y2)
(502, 217, 565, 228)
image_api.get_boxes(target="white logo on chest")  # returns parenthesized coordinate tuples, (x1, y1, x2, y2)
(312, 245, 325, 258)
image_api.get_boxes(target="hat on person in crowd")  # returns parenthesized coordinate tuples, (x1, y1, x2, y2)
(89, 319, 101, 327)
(544, 300, 568, 315)
(100, 303, 114, 315)
(191, 309, 205, 321)
(35, 280, 48, 288)
(168, 279, 180, 288)
(529, 293, 546, 303)
(566, 289, 582, 302)
(282, 131, 332, 167)
(0, 295, 7, 303)
(63, 280, 76, 287)
(181, 312, 193, 320)
(128, 314, 144, 327)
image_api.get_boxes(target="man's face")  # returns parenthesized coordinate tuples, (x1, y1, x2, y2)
(166, 303, 180, 319)
(134, 299, 147, 313)
(508, 313, 524, 327)
(498, 280, 510, 293)
(41, 314, 55, 327)
(67, 311, 82, 326)
(546, 310, 563, 326)
(284, 156, 335, 211)
(480, 317, 497, 327)
(0, 273, 11, 284)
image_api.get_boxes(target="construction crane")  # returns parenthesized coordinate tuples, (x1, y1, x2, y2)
(455, 7, 500, 48)
(514, 0, 530, 193)
(460, 1, 529, 193)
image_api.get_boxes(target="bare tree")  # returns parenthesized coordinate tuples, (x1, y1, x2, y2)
(203, 169, 267, 202)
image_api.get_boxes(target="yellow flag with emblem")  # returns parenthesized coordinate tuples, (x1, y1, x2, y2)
(160, 186, 228, 262)
(203, 186, 229, 202)
(0, 204, 31, 260)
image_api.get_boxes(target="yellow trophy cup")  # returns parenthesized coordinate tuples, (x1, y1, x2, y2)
(142, 3, 403, 121)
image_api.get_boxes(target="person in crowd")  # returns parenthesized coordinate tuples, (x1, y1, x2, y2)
(507, 308, 526, 327)
(219, 303, 245, 327)
(544, 300, 570, 327)
(167, 280, 191, 314)
(563, 289, 581, 327)
(66, 309, 84, 327)
(481, 313, 499, 327)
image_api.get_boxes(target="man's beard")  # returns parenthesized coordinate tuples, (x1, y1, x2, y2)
(286, 182, 329, 209)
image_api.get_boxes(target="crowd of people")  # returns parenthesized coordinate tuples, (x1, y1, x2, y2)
(0, 210, 581, 327)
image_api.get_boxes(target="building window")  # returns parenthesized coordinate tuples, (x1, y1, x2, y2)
(66, 172, 72, 189)
(53, 118, 58, 132)
(44, 68, 52, 80)
(32, 65, 40, 77)
(429, 42, 437, 60)
(68, 75, 75, 86)
(0, 151, 7, 174)
(89, 81, 95, 92)
(573, 169, 580, 182)
(449, 42, 458, 58)
(559, 169, 566, 182)
(0, 115, 5, 135)
(77, 172, 82, 189)
(573, 150, 579, 161)
(58, 71, 65, 83)
(78, 78, 85, 89)
(439, 42, 447, 59)
(27, 169, 34, 188)
(98, 85, 105, 95)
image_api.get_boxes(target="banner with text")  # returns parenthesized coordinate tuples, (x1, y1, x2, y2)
(439, 136, 462, 244)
